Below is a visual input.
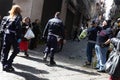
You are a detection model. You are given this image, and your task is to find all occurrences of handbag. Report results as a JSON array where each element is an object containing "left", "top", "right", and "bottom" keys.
[
  {"left": 24, "top": 28, "right": 35, "bottom": 39},
  {"left": 105, "top": 40, "right": 120, "bottom": 77}
]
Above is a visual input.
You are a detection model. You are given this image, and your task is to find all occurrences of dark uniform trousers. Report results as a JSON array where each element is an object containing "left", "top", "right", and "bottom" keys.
[
  {"left": 1, "top": 33, "right": 20, "bottom": 67},
  {"left": 44, "top": 35, "right": 57, "bottom": 63}
]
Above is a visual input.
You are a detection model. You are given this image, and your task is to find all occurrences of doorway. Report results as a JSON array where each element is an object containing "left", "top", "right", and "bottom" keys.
[{"left": 65, "top": 9, "right": 74, "bottom": 39}]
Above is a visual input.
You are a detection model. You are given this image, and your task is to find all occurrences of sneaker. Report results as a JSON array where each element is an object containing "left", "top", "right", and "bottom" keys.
[
  {"left": 97, "top": 69, "right": 105, "bottom": 72},
  {"left": 97, "top": 67, "right": 105, "bottom": 72}
]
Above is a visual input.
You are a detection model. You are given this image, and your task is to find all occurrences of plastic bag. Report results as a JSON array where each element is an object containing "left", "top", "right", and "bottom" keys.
[
  {"left": 24, "top": 28, "right": 35, "bottom": 39},
  {"left": 78, "top": 29, "right": 87, "bottom": 40},
  {"left": 105, "top": 40, "right": 120, "bottom": 77}
]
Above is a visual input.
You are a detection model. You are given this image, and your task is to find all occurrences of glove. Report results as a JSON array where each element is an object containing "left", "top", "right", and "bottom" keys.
[{"left": 17, "top": 39, "right": 21, "bottom": 43}]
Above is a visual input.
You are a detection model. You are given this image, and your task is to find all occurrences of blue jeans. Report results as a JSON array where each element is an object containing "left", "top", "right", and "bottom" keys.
[
  {"left": 95, "top": 44, "right": 108, "bottom": 70},
  {"left": 86, "top": 42, "right": 95, "bottom": 63}
]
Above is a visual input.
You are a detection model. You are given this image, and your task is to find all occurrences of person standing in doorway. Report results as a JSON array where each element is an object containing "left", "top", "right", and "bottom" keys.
[{"left": 42, "top": 12, "right": 65, "bottom": 66}]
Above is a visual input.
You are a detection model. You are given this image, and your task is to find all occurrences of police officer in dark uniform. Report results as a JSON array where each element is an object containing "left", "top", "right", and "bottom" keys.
[
  {"left": 0, "top": 5, "right": 22, "bottom": 72},
  {"left": 42, "top": 12, "right": 65, "bottom": 66}
]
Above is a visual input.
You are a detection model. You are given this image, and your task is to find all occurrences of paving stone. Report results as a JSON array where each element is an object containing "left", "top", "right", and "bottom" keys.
[{"left": 0, "top": 40, "right": 109, "bottom": 80}]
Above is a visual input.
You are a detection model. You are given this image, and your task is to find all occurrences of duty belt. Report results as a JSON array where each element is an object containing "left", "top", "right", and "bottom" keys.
[
  {"left": 4, "top": 29, "right": 16, "bottom": 34},
  {"left": 48, "top": 32, "right": 59, "bottom": 38}
]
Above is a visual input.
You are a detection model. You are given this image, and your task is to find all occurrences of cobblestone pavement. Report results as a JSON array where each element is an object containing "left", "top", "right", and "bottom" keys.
[{"left": 0, "top": 39, "right": 109, "bottom": 80}]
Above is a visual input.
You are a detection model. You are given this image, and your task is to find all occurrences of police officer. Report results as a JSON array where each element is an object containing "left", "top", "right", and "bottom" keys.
[
  {"left": 0, "top": 5, "right": 22, "bottom": 72},
  {"left": 42, "top": 12, "right": 65, "bottom": 66}
]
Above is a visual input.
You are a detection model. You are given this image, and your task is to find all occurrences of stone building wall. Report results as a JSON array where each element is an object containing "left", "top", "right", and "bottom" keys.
[
  {"left": 13, "top": 0, "right": 32, "bottom": 18},
  {"left": 13, "top": 0, "right": 44, "bottom": 21},
  {"left": 12, "top": 0, "right": 97, "bottom": 39}
]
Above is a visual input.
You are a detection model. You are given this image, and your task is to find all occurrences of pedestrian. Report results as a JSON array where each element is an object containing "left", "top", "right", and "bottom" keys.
[
  {"left": 29, "top": 19, "right": 41, "bottom": 50},
  {"left": 84, "top": 20, "right": 101, "bottom": 66},
  {"left": 0, "top": 5, "right": 22, "bottom": 72},
  {"left": 19, "top": 17, "right": 31, "bottom": 57},
  {"left": 95, "top": 20, "right": 113, "bottom": 72},
  {"left": 42, "top": 12, "right": 65, "bottom": 66},
  {"left": 108, "top": 29, "right": 120, "bottom": 80}
]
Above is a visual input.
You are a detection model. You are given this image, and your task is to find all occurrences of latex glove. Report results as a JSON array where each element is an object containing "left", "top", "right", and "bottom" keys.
[{"left": 17, "top": 39, "right": 21, "bottom": 43}]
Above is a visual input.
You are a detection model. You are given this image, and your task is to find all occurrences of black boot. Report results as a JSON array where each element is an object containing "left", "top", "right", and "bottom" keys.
[
  {"left": 3, "top": 64, "right": 15, "bottom": 72},
  {"left": 43, "top": 53, "right": 48, "bottom": 61},
  {"left": 24, "top": 51, "right": 29, "bottom": 57},
  {"left": 49, "top": 57, "right": 56, "bottom": 66}
]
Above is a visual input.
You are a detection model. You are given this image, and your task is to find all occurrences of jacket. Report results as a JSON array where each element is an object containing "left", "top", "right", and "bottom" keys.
[
  {"left": 0, "top": 15, "right": 22, "bottom": 39},
  {"left": 43, "top": 17, "right": 64, "bottom": 39}
]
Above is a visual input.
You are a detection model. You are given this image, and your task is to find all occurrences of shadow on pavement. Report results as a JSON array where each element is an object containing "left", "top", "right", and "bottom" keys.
[
  {"left": 56, "top": 64, "right": 100, "bottom": 76},
  {"left": 11, "top": 71, "right": 49, "bottom": 80},
  {"left": 13, "top": 63, "right": 49, "bottom": 74},
  {"left": 19, "top": 56, "right": 49, "bottom": 63}
]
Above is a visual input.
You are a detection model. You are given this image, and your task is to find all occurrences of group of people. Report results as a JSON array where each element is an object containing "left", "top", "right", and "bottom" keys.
[
  {"left": 83, "top": 19, "right": 120, "bottom": 80},
  {"left": 0, "top": 4, "right": 65, "bottom": 72},
  {"left": 0, "top": 5, "right": 41, "bottom": 72},
  {"left": 1, "top": 4, "right": 120, "bottom": 80}
]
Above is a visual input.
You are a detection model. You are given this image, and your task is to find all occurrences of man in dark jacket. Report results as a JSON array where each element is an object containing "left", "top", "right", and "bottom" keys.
[
  {"left": 42, "top": 12, "right": 65, "bottom": 66},
  {"left": 84, "top": 20, "right": 101, "bottom": 66}
]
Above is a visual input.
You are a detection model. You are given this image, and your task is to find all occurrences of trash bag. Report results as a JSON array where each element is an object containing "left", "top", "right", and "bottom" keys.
[{"left": 105, "top": 40, "right": 120, "bottom": 77}]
